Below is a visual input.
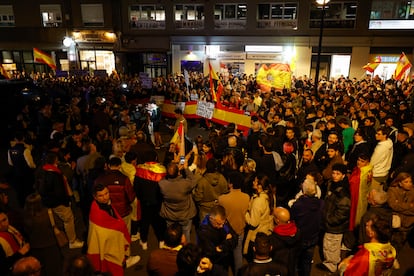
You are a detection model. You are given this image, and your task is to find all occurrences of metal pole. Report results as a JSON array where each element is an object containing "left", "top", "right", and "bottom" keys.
[{"left": 314, "top": 2, "right": 326, "bottom": 88}]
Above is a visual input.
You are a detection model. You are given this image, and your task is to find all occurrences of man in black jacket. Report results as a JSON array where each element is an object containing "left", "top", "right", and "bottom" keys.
[
  {"left": 270, "top": 207, "right": 301, "bottom": 276},
  {"left": 197, "top": 205, "right": 237, "bottom": 271},
  {"left": 238, "top": 232, "right": 287, "bottom": 276},
  {"left": 36, "top": 151, "right": 84, "bottom": 249},
  {"left": 319, "top": 163, "right": 351, "bottom": 273}
]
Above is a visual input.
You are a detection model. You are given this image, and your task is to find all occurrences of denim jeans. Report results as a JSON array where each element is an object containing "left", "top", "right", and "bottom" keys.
[
  {"left": 166, "top": 219, "right": 193, "bottom": 244},
  {"left": 233, "top": 232, "right": 244, "bottom": 274}
]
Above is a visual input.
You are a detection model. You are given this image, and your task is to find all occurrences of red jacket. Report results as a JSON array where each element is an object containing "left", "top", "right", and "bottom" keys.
[{"left": 95, "top": 170, "right": 136, "bottom": 217}]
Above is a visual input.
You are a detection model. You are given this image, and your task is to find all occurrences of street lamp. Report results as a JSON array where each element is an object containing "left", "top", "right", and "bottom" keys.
[
  {"left": 62, "top": 36, "right": 79, "bottom": 70},
  {"left": 314, "top": 0, "right": 330, "bottom": 88}
]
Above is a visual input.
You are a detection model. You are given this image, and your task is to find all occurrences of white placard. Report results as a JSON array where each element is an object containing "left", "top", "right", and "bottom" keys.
[{"left": 196, "top": 101, "right": 215, "bottom": 119}]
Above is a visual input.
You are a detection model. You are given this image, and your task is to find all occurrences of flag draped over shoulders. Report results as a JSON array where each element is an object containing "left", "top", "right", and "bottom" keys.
[
  {"left": 136, "top": 162, "right": 166, "bottom": 182},
  {"left": 87, "top": 200, "right": 130, "bottom": 276},
  {"left": 344, "top": 242, "right": 395, "bottom": 276}
]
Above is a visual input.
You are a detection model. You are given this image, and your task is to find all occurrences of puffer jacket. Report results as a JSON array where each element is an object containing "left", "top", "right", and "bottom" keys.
[
  {"left": 324, "top": 178, "right": 351, "bottom": 234},
  {"left": 95, "top": 169, "right": 136, "bottom": 217}
]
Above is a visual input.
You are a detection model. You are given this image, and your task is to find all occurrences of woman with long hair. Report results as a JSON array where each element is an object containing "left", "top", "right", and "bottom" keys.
[
  {"left": 243, "top": 173, "right": 274, "bottom": 261},
  {"left": 387, "top": 172, "right": 414, "bottom": 251}
]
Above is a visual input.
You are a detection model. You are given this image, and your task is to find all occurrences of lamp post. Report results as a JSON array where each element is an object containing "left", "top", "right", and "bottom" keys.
[
  {"left": 63, "top": 36, "right": 79, "bottom": 70},
  {"left": 314, "top": 0, "right": 330, "bottom": 88}
]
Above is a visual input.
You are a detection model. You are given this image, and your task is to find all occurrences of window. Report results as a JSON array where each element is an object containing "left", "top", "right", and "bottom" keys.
[
  {"left": 81, "top": 4, "right": 104, "bottom": 27},
  {"left": 129, "top": 5, "right": 165, "bottom": 29},
  {"left": 310, "top": 1, "right": 357, "bottom": 28},
  {"left": 214, "top": 3, "right": 247, "bottom": 29},
  {"left": 257, "top": 3, "right": 298, "bottom": 29},
  {"left": 215, "top": 4, "right": 247, "bottom": 20},
  {"left": 175, "top": 4, "right": 204, "bottom": 29},
  {"left": 369, "top": 0, "right": 414, "bottom": 29},
  {"left": 40, "top": 4, "right": 62, "bottom": 27},
  {"left": 0, "top": 5, "right": 15, "bottom": 27},
  {"left": 258, "top": 3, "right": 297, "bottom": 19}
]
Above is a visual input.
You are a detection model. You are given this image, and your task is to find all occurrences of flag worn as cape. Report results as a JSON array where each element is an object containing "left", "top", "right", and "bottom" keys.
[
  {"left": 33, "top": 48, "right": 57, "bottom": 70},
  {"left": 87, "top": 200, "right": 130, "bottom": 276},
  {"left": 344, "top": 242, "right": 396, "bottom": 276}
]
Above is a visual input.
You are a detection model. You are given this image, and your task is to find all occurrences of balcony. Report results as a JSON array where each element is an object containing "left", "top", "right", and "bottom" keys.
[
  {"left": 175, "top": 20, "right": 204, "bottom": 30},
  {"left": 257, "top": 19, "right": 298, "bottom": 29},
  {"left": 130, "top": 20, "right": 165, "bottom": 30}
]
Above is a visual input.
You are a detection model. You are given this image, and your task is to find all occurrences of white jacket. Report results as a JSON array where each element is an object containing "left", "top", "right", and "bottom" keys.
[{"left": 370, "top": 138, "right": 393, "bottom": 177}]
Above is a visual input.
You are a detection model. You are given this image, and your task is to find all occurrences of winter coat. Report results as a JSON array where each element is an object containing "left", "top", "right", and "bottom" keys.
[
  {"left": 324, "top": 178, "right": 351, "bottom": 234},
  {"left": 244, "top": 191, "right": 274, "bottom": 254}
]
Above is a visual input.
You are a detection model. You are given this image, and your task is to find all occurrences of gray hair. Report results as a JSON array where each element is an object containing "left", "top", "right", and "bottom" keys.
[{"left": 302, "top": 178, "right": 317, "bottom": 196}]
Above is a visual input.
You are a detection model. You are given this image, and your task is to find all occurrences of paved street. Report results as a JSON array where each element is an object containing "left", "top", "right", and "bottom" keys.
[{"left": 125, "top": 120, "right": 414, "bottom": 276}]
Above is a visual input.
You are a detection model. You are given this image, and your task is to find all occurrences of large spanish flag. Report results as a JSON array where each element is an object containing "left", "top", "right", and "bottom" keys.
[
  {"left": 87, "top": 200, "right": 130, "bottom": 276},
  {"left": 394, "top": 52, "right": 412, "bottom": 81},
  {"left": 33, "top": 48, "right": 57, "bottom": 70}
]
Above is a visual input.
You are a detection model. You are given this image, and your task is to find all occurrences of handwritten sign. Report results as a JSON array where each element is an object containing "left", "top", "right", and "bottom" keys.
[{"left": 196, "top": 101, "right": 215, "bottom": 119}]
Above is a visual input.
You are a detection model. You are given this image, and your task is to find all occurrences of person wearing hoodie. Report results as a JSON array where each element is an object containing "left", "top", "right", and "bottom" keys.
[
  {"left": 339, "top": 214, "right": 396, "bottom": 275},
  {"left": 291, "top": 178, "right": 324, "bottom": 276},
  {"left": 270, "top": 207, "right": 302, "bottom": 276},
  {"left": 193, "top": 159, "right": 228, "bottom": 222}
]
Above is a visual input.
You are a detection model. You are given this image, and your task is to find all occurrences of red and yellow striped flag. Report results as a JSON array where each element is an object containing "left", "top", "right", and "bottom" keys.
[
  {"left": 362, "top": 56, "right": 381, "bottom": 73},
  {"left": 394, "top": 52, "right": 412, "bottom": 81},
  {"left": 33, "top": 48, "right": 56, "bottom": 70},
  {"left": 0, "top": 64, "right": 11, "bottom": 79},
  {"left": 208, "top": 62, "right": 219, "bottom": 102}
]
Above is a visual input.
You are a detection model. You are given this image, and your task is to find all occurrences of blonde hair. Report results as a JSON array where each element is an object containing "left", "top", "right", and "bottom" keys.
[{"left": 243, "top": 158, "right": 256, "bottom": 173}]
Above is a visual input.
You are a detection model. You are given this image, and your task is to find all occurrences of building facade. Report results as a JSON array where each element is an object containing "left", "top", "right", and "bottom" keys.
[{"left": 0, "top": 0, "right": 413, "bottom": 80}]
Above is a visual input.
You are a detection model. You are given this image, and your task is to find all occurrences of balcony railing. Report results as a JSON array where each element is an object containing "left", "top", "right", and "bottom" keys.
[
  {"left": 175, "top": 20, "right": 204, "bottom": 29},
  {"left": 130, "top": 20, "right": 166, "bottom": 30},
  {"left": 214, "top": 19, "right": 246, "bottom": 29},
  {"left": 257, "top": 19, "right": 297, "bottom": 29}
]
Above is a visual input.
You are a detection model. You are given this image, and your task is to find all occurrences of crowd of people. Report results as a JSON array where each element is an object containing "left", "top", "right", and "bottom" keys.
[{"left": 1, "top": 69, "right": 414, "bottom": 276}]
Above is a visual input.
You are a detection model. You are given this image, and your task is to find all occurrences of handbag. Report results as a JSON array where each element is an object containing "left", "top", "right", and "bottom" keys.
[{"left": 47, "top": 208, "right": 69, "bottom": 247}]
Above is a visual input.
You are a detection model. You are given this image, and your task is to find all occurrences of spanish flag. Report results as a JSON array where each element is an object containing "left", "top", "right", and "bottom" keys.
[
  {"left": 33, "top": 48, "right": 56, "bottom": 70},
  {"left": 87, "top": 200, "right": 130, "bottom": 276},
  {"left": 394, "top": 52, "right": 412, "bottom": 81},
  {"left": 362, "top": 56, "right": 381, "bottom": 73},
  {"left": 208, "top": 62, "right": 219, "bottom": 102},
  {"left": 170, "top": 121, "right": 185, "bottom": 157},
  {"left": 0, "top": 64, "right": 11, "bottom": 79}
]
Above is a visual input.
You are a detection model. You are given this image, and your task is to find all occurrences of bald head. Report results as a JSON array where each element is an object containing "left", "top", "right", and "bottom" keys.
[
  {"left": 12, "top": 256, "right": 41, "bottom": 276},
  {"left": 273, "top": 207, "right": 290, "bottom": 225}
]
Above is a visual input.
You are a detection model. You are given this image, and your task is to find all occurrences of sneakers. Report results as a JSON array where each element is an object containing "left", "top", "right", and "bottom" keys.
[
  {"left": 69, "top": 239, "right": 84, "bottom": 249},
  {"left": 139, "top": 240, "right": 148, "bottom": 250},
  {"left": 125, "top": 255, "right": 141, "bottom": 268},
  {"left": 131, "top": 233, "right": 140, "bottom": 242}
]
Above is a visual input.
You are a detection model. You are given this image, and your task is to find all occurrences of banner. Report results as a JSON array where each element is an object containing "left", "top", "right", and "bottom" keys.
[{"left": 162, "top": 100, "right": 252, "bottom": 135}]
